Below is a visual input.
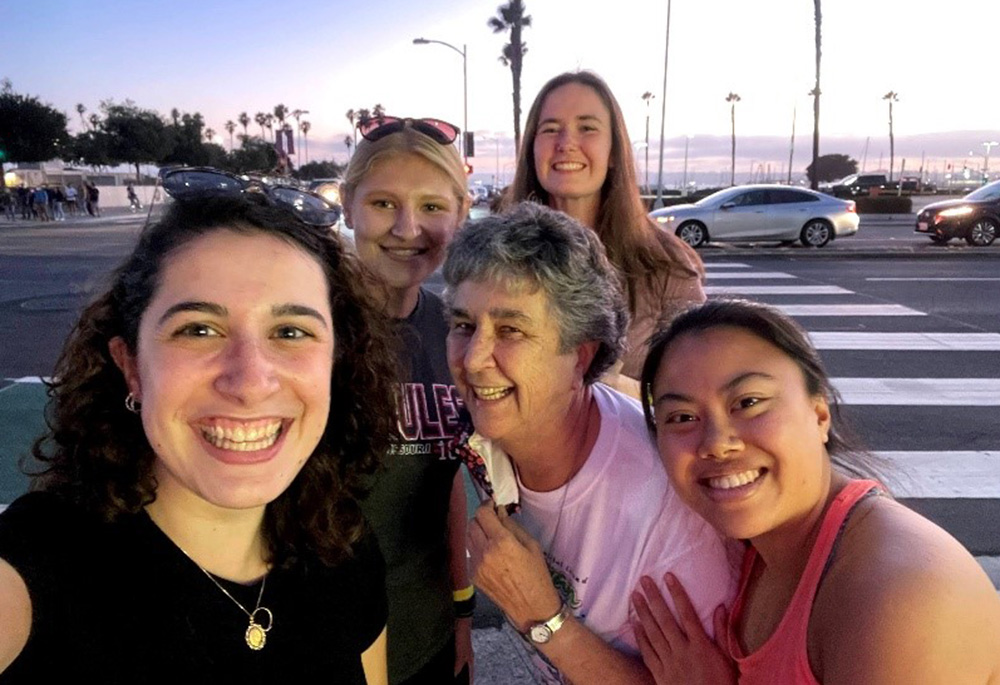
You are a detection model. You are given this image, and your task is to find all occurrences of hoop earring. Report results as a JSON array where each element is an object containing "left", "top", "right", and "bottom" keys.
[{"left": 125, "top": 393, "right": 141, "bottom": 414}]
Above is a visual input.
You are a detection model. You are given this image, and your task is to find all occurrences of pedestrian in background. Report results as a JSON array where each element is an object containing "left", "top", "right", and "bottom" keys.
[
  {"left": 32, "top": 187, "right": 50, "bottom": 221},
  {"left": 85, "top": 182, "right": 100, "bottom": 217},
  {"left": 504, "top": 71, "right": 705, "bottom": 394},
  {"left": 127, "top": 182, "right": 142, "bottom": 211},
  {"left": 1, "top": 189, "right": 15, "bottom": 221},
  {"left": 51, "top": 185, "right": 66, "bottom": 221},
  {"left": 340, "top": 115, "right": 474, "bottom": 685},
  {"left": 64, "top": 184, "right": 78, "bottom": 217},
  {"left": 635, "top": 299, "right": 1000, "bottom": 684}
]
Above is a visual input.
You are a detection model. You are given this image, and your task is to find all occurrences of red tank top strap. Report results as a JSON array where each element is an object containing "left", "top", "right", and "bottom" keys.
[{"left": 781, "top": 479, "right": 882, "bottom": 636}]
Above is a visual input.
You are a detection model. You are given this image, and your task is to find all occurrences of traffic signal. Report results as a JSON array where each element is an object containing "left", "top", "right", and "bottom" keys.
[
  {"left": 464, "top": 131, "right": 475, "bottom": 157},
  {"left": 463, "top": 163, "right": 473, "bottom": 175}
]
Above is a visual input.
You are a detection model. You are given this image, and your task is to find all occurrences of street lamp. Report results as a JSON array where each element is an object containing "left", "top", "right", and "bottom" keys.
[
  {"left": 983, "top": 141, "right": 999, "bottom": 179},
  {"left": 413, "top": 37, "right": 468, "bottom": 164}
]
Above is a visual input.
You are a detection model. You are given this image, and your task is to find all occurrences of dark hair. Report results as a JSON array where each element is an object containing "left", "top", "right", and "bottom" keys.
[
  {"left": 442, "top": 202, "right": 628, "bottom": 384},
  {"left": 504, "top": 70, "right": 700, "bottom": 313},
  {"left": 31, "top": 196, "right": 400, "bottom": 566},
  {"left": 639, "top": 299, "right": 887, "bottom": 482}
]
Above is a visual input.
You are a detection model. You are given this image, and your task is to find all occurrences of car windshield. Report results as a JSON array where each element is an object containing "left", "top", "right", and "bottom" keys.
[
  {"left": 694, "top": 188, "right": 740, "bottom": 206},
  {"left": 965, "top": 181, "right": 1000, "bottom": 202}
]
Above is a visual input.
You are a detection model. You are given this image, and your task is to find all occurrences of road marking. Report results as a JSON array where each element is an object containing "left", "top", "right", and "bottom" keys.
[
  {"left": 867, "top": 278, "right": 1000, "bottom": 282},
  {"left": 706, "top": 272, "right": 797, "bottom": 280},
  {"left": 778, "top": 304, "right": 926, "bottom": 317},
  {"left": 832, "top": 378, "right": 1000, "bottom": 405},
  {"left": 706, "top": 285, "right": 853, "bottom": 295},
  {"left": 703, "top": 263, "right": 751, "bottom": 269},
  {"left": 877, "top": 451, "right": 1000, "bottom": 499},
  {"left": 810, "top": 332, "right": 1000, "bottom": 350}
]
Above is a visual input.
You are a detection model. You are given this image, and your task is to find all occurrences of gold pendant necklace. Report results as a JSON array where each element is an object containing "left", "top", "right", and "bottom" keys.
[{"left": 195, "top": 565, "right": 274, "bottom": 650}]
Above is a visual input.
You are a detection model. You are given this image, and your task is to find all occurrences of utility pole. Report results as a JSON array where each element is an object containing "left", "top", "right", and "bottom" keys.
[{"left": 787, "top": 106, "right": 796, "bottom": 185}]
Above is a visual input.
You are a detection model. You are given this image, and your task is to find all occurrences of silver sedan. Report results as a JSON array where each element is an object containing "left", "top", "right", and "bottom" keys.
[{"left": 650, "top": 184, "right": 860, "bottom": 247}]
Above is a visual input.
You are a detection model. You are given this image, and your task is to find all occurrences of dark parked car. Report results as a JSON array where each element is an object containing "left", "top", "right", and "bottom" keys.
[
  {"left": 826, "top": 173, "right": 887, "bottom": 198},
  {"left": 915, "top": 180, "right": 1000, "bottom": 246}
]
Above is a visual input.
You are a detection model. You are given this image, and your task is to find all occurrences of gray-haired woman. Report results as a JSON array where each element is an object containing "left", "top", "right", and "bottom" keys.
[{"left": 444, "top": 202, "right": 736, "bottom": 685}]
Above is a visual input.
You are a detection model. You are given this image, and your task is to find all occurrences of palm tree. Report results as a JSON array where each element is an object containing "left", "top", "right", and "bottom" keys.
[
  {"left": 264, "top": 113, "right": 275, "bottom": 140},
  {"left": 882, "top": 91, "right": 899, "bottom": 182},
  {"left": 299, "top": 120, "right": 311, "bottom": 164},
  {"left": 238, "top": 111, "right": 251, "bottom": 141},
  {"left": 372, "top": 103, "right": 386, "bottom": 123},
  {"left": 76, "top": 103, "right": 87, "bottom": 130},
  {"left": 357, "top": 108, "right": 372, "bottom": 132},
  {"left": 255, "top": 112, "right": 267, "bottom": 139},
  {"left": 344, "top": 135, "right": 354, "bottom": 160},
  {"left": 810, "top": 0, "right": 822, "bottom": 190},
  {"left": 224, "top": 120, "right": 237, "bottom": 151},
  {"left": 346, "top": 109, "right": 358, "bottom": 145},
  {"left": 726, "top": 92, "right": 741, "bottom": 185},
  {"left": 204, "top": 128, "right": 216, "bottom": 143},
  {"left": 170, "top": 108, "right": 181, "bottom": 127},
  {"left": 273, "top": 104, "right": 288, "bottom": 130},
  {"left": 88, "top": 113, "right": 101, "bottom": 130},
  {"left": 488, "top": 0, "right": 532, "bottom": 155}
]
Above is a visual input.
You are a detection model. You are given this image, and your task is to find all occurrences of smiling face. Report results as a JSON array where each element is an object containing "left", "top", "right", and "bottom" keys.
[
  {"left": 533, "top": 82, "right": 614, "bottom": 217},
  {"left": 111, "top": 229, "right": 334, "bottom": 514},
  {"left": 446, "top": 278, "right": 591, "bottom": 454},
  {"left": 649, "top": 326, "right": 832, "bottom": 543},
  {"left": 344, "top": 152, "right": 467, "bottom": 316}
]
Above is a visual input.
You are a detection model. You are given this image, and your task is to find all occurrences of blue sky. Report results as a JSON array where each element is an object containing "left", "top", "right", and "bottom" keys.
[{"left": 5, "top": 0, "right": 999, "bottom": 181}]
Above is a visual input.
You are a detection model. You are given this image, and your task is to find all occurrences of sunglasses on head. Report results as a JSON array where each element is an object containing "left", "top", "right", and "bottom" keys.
[
  {"left": 358, "top": 116, "right": 460, "bottom": 145},
  {"left": 159, "top": 167, "right": 342, "bottom": 228}
]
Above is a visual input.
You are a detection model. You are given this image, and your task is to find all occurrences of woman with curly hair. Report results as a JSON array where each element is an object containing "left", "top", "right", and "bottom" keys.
[
  {"left": 0, "top": 196, "right": 399, "bottom": 683},
  {"left": 504, "top": 71, "right": 706, "bottom": 390}
]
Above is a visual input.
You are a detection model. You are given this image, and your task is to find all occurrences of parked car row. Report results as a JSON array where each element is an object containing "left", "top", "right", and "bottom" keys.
[{"left": 649, "top": 184, "right": 859, "bottom": 248}]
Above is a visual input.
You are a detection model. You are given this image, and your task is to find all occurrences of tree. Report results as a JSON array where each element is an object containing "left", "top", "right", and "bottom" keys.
[
  {"left": 298, "top": 159, "right": 345, "bottom": 181},
  {"left": 810, "top": 0, "right": 822, "bottom": 190},
  {"left": 0, "top": 80, "right": 70, "bottom": 178},
  {"left": 264, "top": 113, "right": 275, "bottom": 139},
  {"left": 356, "top": 108, "right": 372, "bottom": 131},
  {"left": 224, "top": 120, "right": 236, "bottom": 151},
  {"left": 372, "top": 103, "right": 385, "bottom": 121},
  {"left": 299, "top": 120, "right": 311, "bottom": 164},
  {"left": 344, "top": 135, "right": 353, "bottom": 160},
  {"left": 76, "top": 103, "right": 87, "bottom": 130},
  {"left": 488, "top": 0, "right": 532, "bottom": 155},
  {"left": 101, "top": 100, "right": 171, "bottom": 181},
  {"left": 346, "top": 109, "right": 357, "bottom": 146},
  {"left": 238, "top": 111, "right": 251, "bottom": 140},
  {"left": 204, "top": 127, "right": 216, "bottom": 143},
  {"left": 67, "top": 130, "right": 114, "bottom": 170},
  {"left": 726, "top": 92, "right": 741, "bottom": 186},
  {"left": 227, "top": 136, "right": 278, "bottom": 174},
  {"left": 255, "top": 111, "right": 267, "bottom": 139},
  {"left": 805, "top": 153, "right": 858, "bottom": 184},
  {"left": 883, "top": 91, "right": 899, "bottom": 181}
]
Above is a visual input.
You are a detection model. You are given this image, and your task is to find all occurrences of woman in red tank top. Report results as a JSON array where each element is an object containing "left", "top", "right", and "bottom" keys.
[{"left": 631, "top": 299, "right": 1000, "bottom": 684}]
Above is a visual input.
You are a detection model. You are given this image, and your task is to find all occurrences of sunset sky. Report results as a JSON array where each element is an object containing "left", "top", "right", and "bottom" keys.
[{"left": 6, "top": 0, "right": 999, "bottom": 182}]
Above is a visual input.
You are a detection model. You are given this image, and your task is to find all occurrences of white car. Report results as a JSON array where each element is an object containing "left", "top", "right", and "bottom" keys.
[{"left": 650, "top": 184, "right": 859, "bottom": 247}]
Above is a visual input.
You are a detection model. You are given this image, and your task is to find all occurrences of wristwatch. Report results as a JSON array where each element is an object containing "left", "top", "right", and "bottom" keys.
[{"left": 525, "top": 603, "right": 571, "bottom": 644}]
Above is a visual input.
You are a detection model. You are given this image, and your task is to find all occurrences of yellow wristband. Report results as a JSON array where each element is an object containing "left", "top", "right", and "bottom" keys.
[{"left": 452, "top": 585, "right": 475, "bottom": 602}]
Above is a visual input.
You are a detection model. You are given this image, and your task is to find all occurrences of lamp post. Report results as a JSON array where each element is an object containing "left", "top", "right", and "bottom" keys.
[
  {"left": 653, "top": 0, "right": 672, "bottom": 209},
  {"left": 982, "top": 141, "right": 999, "bottom": 180},
  {"left": 641, "top": 91, "right": 655, "bottom": 193},
  {"left": 414, "top": 37, "right": 468, "bottom": 164}
]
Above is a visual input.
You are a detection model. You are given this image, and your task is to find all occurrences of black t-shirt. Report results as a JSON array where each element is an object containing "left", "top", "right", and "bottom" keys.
[
  {"left": 361, "top": 288, "right": 465, "bottom": 682},
  {"left": 0, "top": 492, "right": 386, "bottom": 684}
]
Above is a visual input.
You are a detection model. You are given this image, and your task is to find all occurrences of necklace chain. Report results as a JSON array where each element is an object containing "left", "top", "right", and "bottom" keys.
[{"left": 190, "top": 559, "right": 274, "bottom": 651}]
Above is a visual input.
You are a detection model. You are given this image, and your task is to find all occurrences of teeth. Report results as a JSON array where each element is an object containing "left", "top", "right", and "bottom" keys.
[
  {"left": 554, "top": 162, "right": 584, "bottom": 171},
  {"left": 201, "top": 420, "right": 283, "bottom": 451},
  {"left": 707, "top": 469, "right": 762, "bottom": 490},
  {"left": 473, "top": 386, "right": 513, "bottom": 401},
  {"left": 384, "top": 248, "right": 422, "bottom": 256}
]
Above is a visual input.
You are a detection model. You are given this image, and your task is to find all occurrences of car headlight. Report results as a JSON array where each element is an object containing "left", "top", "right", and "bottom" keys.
[
  {"left": 937, "top": 206, "right": 974, "bottom": 219},
  {"left": 654, "top": 215, "right": 675, "bottom": 225}
]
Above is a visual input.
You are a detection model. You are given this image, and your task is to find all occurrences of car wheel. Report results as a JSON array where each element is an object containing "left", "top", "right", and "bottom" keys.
[
  {"left": 676, "top": 222, "right": 708, "bottom": 247},
  {"left": 800, "top": 220, "right": 833, "bottom": 247},
  {"left": 965, "top": 218, "right": 998, "bottom": 247}
]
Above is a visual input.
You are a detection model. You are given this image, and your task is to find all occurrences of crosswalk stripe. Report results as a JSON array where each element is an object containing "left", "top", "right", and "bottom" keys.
[
  {"left": 706, "top": 285, "right": 853, "bottom": 295},
  {"left": 867, "top": 278, "right": 1000, "bottom": 282},
  {"left": 876, "top": 451, "right": 1000, "bottom": 498},
  {"left": 832, "top": 378, "right": 1000, "bottom": 405},
  {"left": 778, "top": 304, "right": 926, "bottom": 317},
  {"left": 706, "top": 272, "right": 797, "bottom": 280},
  {"left": 703, "top": 263, "right": 750, "bottom": 269},
  {"left": 811, "top": 332, "right": 1000, "bottom": 351}
]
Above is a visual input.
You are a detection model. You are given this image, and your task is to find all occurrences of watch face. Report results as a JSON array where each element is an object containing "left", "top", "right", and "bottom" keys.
[{"left": 529, "top": 624, "right": 553, "bottom": 644}]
